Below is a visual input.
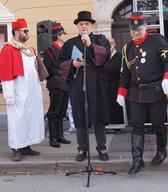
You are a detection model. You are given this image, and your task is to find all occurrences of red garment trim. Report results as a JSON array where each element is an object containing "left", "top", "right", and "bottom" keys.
[
  {"left": 133, "top": 33, "right": 148, "bottom": 45},
  {"left": 163, "top": 72, "right": 168, "bottom": 79},
  {"left": 131, "top": 13, "right": 144, "bottom": 20},
  {"left": 53, "top": 41, "right": 61, "bottom": 49},
  {"left": 0, "top": 45, "right": 24, "bottom": 80},
  {"left": 118, "top": 87, "right": 128, "bottom": 97},
  {"left": 51, "top": 25, "right": 62, "bottom": 30}
]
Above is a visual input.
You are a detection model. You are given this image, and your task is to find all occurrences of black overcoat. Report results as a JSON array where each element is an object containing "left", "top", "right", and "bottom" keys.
[
  {"left": 105, "top": 52, "right": 124, "bottom": 124},
  {"left": 59, "top": 33, "right": 110, "bottom": 128}
]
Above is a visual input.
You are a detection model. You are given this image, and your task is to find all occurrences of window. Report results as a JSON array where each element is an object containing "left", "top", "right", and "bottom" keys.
[
  {"left": 112, "top": 0, "right": 168, "bottom": 22},
  {"left": 112, "top": 0, "right": 132, "bottom": 22}
]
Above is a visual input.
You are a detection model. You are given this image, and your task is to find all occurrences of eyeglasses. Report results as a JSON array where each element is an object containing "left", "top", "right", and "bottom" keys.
[{"left": 17, "top": 29, "right": 29, "bottom": 34}]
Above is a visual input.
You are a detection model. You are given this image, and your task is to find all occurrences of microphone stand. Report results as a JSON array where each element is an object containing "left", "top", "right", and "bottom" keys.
[
  {"left": 82, "top": 44, "right": 92, "bottom": 187},
  {"left": 65, "top": 43, "right": 116, "bottom": 187}
]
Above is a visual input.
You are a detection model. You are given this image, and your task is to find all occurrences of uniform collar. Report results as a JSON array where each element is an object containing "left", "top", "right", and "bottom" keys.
[
  {"left": 133, "top": 32, "right": 148, "bottom": 45},
  {"left": 53, "top": 41, "right": 62, "bottom": 49}
]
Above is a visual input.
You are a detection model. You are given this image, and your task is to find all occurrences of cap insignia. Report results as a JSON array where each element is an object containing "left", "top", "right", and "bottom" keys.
[{"left": 134, "top": 20, "right": 138, "bottom": 25}]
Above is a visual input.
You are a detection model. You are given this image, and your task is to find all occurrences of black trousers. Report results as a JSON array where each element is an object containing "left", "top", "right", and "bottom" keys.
[
  {"left": 130, "top": 100, "right": 167, "bottom": 136},
  {"left": 76, "top": 124, "right": 107, "bottom": 153},
  {"left": 47, "top": 88, "right": 69, "bottom": 122}
]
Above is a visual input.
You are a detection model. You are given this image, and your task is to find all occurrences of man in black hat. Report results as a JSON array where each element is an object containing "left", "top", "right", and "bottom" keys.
[
  {"left": 117, "top": 12, "right": 168, "bottom": 174},
  {"left": 43, "top": 22, "right": 71, "bottom": 148},
  {"left": 58, "top": 11, "right": 111, "bottom": 161}
]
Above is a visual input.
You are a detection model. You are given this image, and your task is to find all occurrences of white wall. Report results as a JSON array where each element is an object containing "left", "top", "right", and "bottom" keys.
[{"left": 92, "top": 0, "right": 123, "bottom": 37}]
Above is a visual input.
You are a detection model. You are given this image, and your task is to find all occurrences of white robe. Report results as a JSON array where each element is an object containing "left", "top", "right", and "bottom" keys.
[{"left": 2, "top": 53, "right": 45, "bottom": 149}]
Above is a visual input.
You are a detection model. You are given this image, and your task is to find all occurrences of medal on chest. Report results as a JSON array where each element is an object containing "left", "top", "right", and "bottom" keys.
[
  {"left": 141, "top": 58, "right": 146, "bottom": 63},
  {"left": 142, "top": 51, "right": 146, "bottom": 57},
  {"left": 139, "top": 48, "right": 147, "bottom": 63}
]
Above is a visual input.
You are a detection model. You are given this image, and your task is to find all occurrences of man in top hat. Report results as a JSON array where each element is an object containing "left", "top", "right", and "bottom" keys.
[
  {"left": 58, "top": 10, "right": 111, "bottom": 161},
  {"left": 117, "top": 12, "right": 168, "bottom": 174},
  {"left": 0, "top": 18, "right": 45, "bottom": 161},
  {"left": 43, "top": 21, "right": 71, "bottom": 147}
]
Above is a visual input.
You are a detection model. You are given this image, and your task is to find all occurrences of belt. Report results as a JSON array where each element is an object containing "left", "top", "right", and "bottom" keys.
[{"left": 136, "top": 80, "right": 162, "bottom": 88}]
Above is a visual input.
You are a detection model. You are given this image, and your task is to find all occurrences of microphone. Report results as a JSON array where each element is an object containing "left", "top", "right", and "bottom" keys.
[{"left": 82, "top": 31, "right": 87, "bottom": 44}]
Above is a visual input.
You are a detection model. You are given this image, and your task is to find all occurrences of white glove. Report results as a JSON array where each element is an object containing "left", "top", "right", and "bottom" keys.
[
  {"left": 6, "top": 97, "right": 15, "bottom": 105},
  {"left": 162, "top": 79, "right": 168, "bottom": 95},
  {"left": 116, "top": 95, "right": 125, "bottom": 107}
]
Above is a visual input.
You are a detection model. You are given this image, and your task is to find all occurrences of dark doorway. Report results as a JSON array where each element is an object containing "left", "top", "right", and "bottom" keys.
[
  {"left": 0, "top": 25, "right": 7, "bottom": 93},
  {"left": 164, "top": 20, "right": 168, "bottom": 39},
  {"left": 0, "top": 25, "right": 7, "bottom": 51},
  {"left": 112, "top": 22, "right": 131, "bottom": 52}
]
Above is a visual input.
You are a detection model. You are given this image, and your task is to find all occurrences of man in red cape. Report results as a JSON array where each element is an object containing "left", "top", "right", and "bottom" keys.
[{"left": 0, "top": 18, "right": 45, "bottom": 161}]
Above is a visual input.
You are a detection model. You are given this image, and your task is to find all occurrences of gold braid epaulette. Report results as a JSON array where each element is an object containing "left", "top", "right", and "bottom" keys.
[
  {"left": 5, "top": 40, "right": 35, "bottom": 57},
  {"left": 123, "top": 43, "right": 136, "bottom": 69}
]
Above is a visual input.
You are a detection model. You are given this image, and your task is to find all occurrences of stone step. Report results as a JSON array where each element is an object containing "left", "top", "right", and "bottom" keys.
[{"left": 0, "top": 158, "right": 168, "bottom": 175}]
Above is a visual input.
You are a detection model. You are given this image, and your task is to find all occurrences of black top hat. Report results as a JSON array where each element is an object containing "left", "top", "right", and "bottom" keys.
[
  {"left": 73, "top": 11, "right": 96, "bottom": 25},
  {"left": 51, "top": 22, "right": 66, "bottom": 36},
  {"left": 129, "top": 12, "right": 146, "bottom": 31}
]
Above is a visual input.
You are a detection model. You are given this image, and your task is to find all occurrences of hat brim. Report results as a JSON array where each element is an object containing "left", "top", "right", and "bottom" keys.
[
  {"left": 52, "top": 31, "right": 67, "bottom": 36},
  {"left": 73, "top": 18, "right": 96, "bottom": 25},
  {"left": 129, "top": 24, "right": 144, "bottom": 31},
  {"left": 57, "top": 31, "right": 67, "bottom": 35}
]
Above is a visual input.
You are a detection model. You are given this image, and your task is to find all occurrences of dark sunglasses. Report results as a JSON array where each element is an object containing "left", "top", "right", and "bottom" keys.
[{"left": 17, "top": 29, "right": 29, "bottom": 34}]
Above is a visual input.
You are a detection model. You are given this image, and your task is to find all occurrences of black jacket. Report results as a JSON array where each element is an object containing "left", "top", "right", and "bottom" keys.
[
  {"left": 43, "top": 43, "right": 69, "bottom": 92},
  {"left": 120, "top": 34, "right": 168, "bottom": 103}
]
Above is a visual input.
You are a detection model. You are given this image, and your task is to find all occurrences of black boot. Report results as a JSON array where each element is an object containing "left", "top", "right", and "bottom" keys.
[
  {"left": 57, "top": 119, "right": 71, "bottom": 144},
  {"left": 128, "top": 134, "right": 145, "bottom": 175},
  {"left": 48, "top": 119, "right": 61, "bottom": 147},
  {"left": 151, "top": 128, "right": 167, "bottom": 164}
]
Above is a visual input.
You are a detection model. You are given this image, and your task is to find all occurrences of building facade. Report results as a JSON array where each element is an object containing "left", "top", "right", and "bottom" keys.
[{"left": 0, "top": 0, "right": 168, "bottom": 112}]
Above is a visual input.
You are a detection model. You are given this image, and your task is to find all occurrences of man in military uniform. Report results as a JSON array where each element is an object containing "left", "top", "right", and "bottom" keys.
[
  {"left": 117, "top": 12, "right": 168, "bottom": 175},
  {"left": 43, "top": 22, "right": 71, "bottom": 147}
]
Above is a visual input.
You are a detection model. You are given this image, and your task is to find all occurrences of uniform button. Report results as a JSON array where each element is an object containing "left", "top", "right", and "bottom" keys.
[
  {"left": 136, "top": 45, "right": 139, "bottom": 48},
  {"left": 136, "top": 56, "right": 138, "bottom": 58},
  {"left": 136, "top": 66, "right": 139, "bottom": 69},
  {"left": 137, "top": 77, "right": 140, "bottom": 81}
]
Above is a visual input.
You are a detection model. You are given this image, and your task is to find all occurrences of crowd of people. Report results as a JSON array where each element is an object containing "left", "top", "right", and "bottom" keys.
[{"left": 0, "top": 10, "right": 168, "bottom": 175}]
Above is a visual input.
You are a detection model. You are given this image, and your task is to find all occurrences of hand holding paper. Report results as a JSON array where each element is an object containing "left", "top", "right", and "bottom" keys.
[{"left": 73, "top": 59, "right": 84, "bottom": 68}]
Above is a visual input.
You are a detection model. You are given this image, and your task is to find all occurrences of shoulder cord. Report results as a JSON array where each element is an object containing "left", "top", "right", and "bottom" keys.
[
  {"left": 123, "top": 43, "right": 136, "bottom": 69},
  {"left": 46, "top": 46, "right": 59, "bottom": 66}
]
